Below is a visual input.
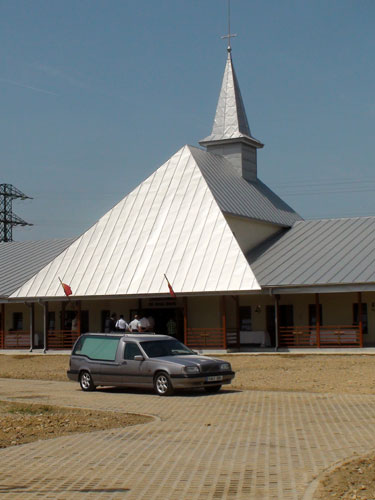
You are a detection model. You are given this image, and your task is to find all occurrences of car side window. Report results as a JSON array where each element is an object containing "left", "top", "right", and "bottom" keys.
[{"left": 124, "top": 342, "right": 142, "bottom": 360}]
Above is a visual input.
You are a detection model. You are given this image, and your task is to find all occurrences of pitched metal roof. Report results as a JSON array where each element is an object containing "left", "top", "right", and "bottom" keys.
[
  {"left": 11, "top": 145, "right": 261, "bottom": 299},
  {"left": 250, "top": 217, "right": 375, "bottom": 287},
  {"left": 190, "top": 146, "right": 302, "bottom": 227},
  {"left": 200, "top": 50, "right": 263, "bottom": 147},
  {"left": 0, "top": 238, "right": 75, "bottom": 297}
]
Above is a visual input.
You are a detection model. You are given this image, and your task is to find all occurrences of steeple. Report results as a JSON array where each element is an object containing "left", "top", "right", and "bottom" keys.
[{"left": 200, "top": 48, "right": 264, "bottom": 182}]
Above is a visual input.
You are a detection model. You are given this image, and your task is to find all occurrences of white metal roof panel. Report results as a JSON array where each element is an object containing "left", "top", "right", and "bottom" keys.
[
  {"left": 11, "top": 145, "right": 261, "bottom": 299},
  {"left": 251, "top": 217, "right": 375, "bottom": 287}
]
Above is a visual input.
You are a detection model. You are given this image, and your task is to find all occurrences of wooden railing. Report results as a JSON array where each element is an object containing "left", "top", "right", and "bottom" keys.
[
  {"left": 0, "top": 329, "right": 80, "bottom": 350},
  {"left": 3, "top": 330, "right": 31, "bottom": 349},
  {"left": 47, "top": 330, "right": 80, "bottom": 350},
  {"left": 186, "top": 328, "right": 225, "bottom": 348},
  {"left": 226, "top": 328, "right": 239, "bottom": 347},
  {"left": 279, "top": 325, "right": 360, "bottom": 347}
]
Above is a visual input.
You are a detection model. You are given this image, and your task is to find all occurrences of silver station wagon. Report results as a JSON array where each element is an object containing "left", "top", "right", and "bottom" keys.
[{"left": 67, "top": 333, "right": 235, "bottom": 396}]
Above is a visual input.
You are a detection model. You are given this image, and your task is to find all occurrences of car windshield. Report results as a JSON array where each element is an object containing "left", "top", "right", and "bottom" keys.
[{"left": 140, "top": 339, "right": 195, "bottom": 358}]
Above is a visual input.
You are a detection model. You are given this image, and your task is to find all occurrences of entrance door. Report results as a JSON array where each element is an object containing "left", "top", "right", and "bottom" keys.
[{"left": 132, "top": 308, "right": 184, "bottom": 342}]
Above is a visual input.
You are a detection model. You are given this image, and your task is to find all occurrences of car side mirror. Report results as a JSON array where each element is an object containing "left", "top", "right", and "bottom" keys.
[{"left": 134, "top": 355, "right": 144, "bottom": 361}]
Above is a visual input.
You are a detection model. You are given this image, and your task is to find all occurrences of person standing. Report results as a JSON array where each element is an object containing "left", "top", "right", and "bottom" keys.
[
  {"left": 139, "top": 315, "right": 150, "bottom": 332},
  {"left": 129, "top": 314, "right": 140, "bottom": 332},
  {"left": 166, "top": 317, "right": 177, "bottom": 337},
  {"left": 116, "top": 314, "right": 129, "bottom": 332},
  {"left": 71, "top": 313, "right": 79, "bottom": 334},
  {"left": 109, "top": 313, "right": 117, "bottom": 332}
]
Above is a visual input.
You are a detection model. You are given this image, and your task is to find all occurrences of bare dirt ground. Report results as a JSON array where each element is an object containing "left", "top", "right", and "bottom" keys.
[
  {"left": 0, "top": 400, "right": 152, "bottom": 449},
  {"left": 2, "top": 353, "right": 375, "bottom": 395},
  {"left": 314, "top": 452, "right": 375, "bottom": 500},
  {"left": 1, "top": 352, "right": 375, "bottom": 498}
]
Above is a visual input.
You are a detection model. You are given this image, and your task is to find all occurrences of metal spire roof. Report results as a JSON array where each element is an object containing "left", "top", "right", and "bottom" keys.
[{"left": 200, "top": 49, "right": 263, "bottom": 147}]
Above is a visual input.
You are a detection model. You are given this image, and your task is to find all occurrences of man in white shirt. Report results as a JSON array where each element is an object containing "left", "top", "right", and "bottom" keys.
[
  {"left": 116, "top": 315, "right": 129, "bottom": 332},
  {"left": 129, "top": 314, "right": 140, "bottom": 332},
  {"left": 139, "top": 315, "right": 150, "bottom": 332}
]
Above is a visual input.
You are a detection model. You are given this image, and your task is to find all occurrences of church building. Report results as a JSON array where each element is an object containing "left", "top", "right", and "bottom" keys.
[{"left": 2, "top": 45, "right": 375, "bottom": 351}]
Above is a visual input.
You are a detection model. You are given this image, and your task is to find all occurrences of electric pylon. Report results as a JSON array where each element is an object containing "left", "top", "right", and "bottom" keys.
[{"left": 0, "top": 184, "right": 33, "bottom": 242}]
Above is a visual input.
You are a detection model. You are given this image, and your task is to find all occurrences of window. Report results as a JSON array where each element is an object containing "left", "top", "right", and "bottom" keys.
[
  {"left": 124, "top": 342, "right": 142, "bottom": 360},
  {"left": 308, "top": 304, "right": 323, "bottom": 326},
  {"left": 13, "top": 312, "right": 23, "bottom": 331},
  {"left": 239, "top": 307, "right": 252, "bottom": 331},
  {"left": 48, "top": 311, "right": 56, "bottom": 330},
  {"left": 140, "top": 339, "right": 194, "bottom": 358},
  {"left": 73, "top": 335, "right": 120, "bottom": 361},
  {"left": 279, "top": 305, "right": 294, "bottom": 327},
  {"left": 353, "top": 303, "right": 368, "bottom": 334}
]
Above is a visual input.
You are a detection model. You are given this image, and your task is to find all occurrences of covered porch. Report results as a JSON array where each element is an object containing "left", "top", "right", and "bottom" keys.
[{"left": 1, "top": 289, "right": 374, "bottom": 351}]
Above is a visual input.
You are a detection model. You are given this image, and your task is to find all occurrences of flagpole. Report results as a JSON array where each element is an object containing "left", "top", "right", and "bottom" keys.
[{"left": 164, "top": 274, "right": 176, "bottom": 297}]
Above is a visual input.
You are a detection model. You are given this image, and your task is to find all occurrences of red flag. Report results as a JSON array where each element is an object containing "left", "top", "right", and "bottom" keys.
[
  {"left": 164, "top": 274, "right": 176, "bottom": 298},
  {"left": 59, "top": 277, "right": 72, "bottom": 296},
  {"left": 62, "top": 282, "right": 73, "bottom": 296}
]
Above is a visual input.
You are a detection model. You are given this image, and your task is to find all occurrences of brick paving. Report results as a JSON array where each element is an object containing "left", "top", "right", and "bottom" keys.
[{"left": 1, "top": 379, "right": 375, "bottom": 499}]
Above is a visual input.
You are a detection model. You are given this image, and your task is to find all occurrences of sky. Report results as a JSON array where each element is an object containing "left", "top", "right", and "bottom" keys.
[{"left": 1, "top": 0, "right": 374, "bottom": 241}]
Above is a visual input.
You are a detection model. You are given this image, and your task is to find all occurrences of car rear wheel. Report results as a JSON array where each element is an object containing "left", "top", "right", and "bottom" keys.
[
  {"left": 154, "top": 372, "right": 174, "bottom": 396},
  {"left": 204, "top": 385, "right": 222, "bottom": 393},
  {"left": 79, "top": 371, "right": 96, "bottom": 392}
]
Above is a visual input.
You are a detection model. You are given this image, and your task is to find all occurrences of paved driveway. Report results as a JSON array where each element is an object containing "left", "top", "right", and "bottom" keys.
[{"left": 1, "top": 379, "right": 375, "bottom": 499}]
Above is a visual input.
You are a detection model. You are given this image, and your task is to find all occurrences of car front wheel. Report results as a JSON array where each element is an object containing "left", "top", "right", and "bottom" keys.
[
  {"left": 154, "top": 372, "right": 174, "bottom": 396},
  {"left": 79, "top": 371, "right": 96, "bottom": 392},
  {"left": 204, "top": 385, "right": 222, "bottom": 394}
]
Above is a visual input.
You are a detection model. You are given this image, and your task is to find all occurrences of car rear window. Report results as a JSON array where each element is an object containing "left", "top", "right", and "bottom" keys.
[{"left": 73, "top": 336, "right": 120, "bottom": 361}]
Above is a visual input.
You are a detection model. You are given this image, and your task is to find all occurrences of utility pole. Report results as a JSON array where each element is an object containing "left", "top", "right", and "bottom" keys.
[{"left": 0, "top": 184, "right": 33, "bottom": 242}]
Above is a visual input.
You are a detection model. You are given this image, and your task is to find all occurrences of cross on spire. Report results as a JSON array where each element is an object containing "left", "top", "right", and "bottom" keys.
[{"left": 221, "top": 0, "right": 237, "bottom": 52}]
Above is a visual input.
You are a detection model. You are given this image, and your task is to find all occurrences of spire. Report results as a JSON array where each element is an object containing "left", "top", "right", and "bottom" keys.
[{"left": 200, "top": 50, "right": 263, "bottom": 147}]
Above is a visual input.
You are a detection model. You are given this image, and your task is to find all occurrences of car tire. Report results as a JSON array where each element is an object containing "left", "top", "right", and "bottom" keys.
[
  {"left": 154, "top": 372, "right": 174, "bottom": 396},
  {"left": 204, "top": 385, "right": 222, "bottom": 394},
  {"left": 79, "top": 371, "right": 96, "bottom": 392}
]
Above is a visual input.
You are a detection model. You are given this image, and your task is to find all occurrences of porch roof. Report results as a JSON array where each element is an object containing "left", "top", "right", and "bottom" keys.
[{"left": 250, "top": 217, "right": 375, "bottom": 288}]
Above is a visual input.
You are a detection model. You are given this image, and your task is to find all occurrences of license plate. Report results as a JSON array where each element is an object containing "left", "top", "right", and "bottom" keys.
[{"left": 206, "top": 375, "right": 223, "bottom": 382}]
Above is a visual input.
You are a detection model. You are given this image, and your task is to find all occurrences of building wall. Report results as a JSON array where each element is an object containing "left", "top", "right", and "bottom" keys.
[
  {"left": 188, "top": 296, "right": 221, "bottom": 328},
  {"left": 225, "top": 214, "right": 282, "bottom": 255},
  {"left": 3, "top": 302, "right": 30, "bottom": 331},
  {"left": 238, "top": 294, "right": 275, "bottom": 332},
  {"left": 278, "top": 292, "right": 375, "bottom": 345}
]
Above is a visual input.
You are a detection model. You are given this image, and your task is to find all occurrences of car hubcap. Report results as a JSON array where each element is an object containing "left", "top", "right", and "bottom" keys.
[
  {"left": 156, "top": 376, "right": 168, "bottom": 393},
  {"left": 81, "top": 373, "right": 90, "bottom": 389}
]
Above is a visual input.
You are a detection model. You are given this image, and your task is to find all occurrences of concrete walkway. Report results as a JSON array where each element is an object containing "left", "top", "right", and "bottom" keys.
[{"left": 1, "top": 379, "right": 375, "bottom": 499}]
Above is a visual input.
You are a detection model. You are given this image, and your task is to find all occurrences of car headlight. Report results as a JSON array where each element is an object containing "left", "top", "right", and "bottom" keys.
[
  {"left": 220, "top": 363, "right": 231, "bottom": 371},
  {"left": 184, "top": 366, "right": 200, "bottom": 374}
]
